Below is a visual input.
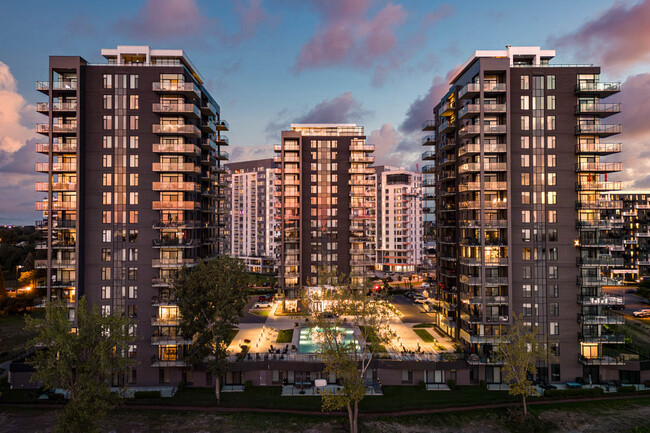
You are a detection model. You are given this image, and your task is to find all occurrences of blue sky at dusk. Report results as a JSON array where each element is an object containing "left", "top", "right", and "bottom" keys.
[{"left": 1, "top": 0, "right": 650, "bottom": 224}]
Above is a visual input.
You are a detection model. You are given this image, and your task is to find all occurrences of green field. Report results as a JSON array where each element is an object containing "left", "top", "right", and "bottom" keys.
[{"left": 0, "top": 311, "right": 43, "bottom": 363}]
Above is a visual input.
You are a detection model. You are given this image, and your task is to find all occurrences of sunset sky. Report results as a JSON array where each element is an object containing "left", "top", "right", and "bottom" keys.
[{"left": 1, "top": 0, "right": 649, "bottom": 225}]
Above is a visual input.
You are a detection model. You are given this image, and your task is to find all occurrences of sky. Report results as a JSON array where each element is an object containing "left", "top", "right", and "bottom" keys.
[{"left": 1, "top": 0, "right": 650, "bottom": 225}]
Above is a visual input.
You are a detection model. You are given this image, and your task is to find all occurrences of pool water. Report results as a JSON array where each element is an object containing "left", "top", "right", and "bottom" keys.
[{"left": 297, "top": 326, "right": 359, "bottom": 353}]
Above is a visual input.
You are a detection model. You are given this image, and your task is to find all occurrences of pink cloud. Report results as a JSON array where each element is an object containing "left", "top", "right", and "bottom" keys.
[
  {"left": 399, "top": 67, "right": 457, "bottom": 134},
  {"left": 549, "top": 0, "right": 650, "bottom": 71},
  {"left": 117, "top": 0, "right": 214, "bottom": 39},
  {"left": 231, "top": 0, "right": 273, "bottom": 44},
  {"left": 294, "top": 1, "right": 407, "bottom": 72}
]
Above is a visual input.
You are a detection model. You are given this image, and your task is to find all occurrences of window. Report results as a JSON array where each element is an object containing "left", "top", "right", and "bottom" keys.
[
  {"left": 129, "top": 229, "right": 138, "bottom": 242},
  {"left": 101, "top": 286, "right": 111, "bottom": 299},
  {"left": 522, "top": 229, "right": 531, "bottom": 242},
  {"left": 128, "top": 267, "right": 138, "bottom": 281},
  {"left": 129, "top": 74, "right": 139, "bottom": 89},
  {"left": 550, "top": 284, "right": 559, "bottom": 298},
  {"left": 547, "top": 136, "right": 556, "bottom": 149},
  {"left": 102, "top": 136, "right": 112, "bottom": 149},
  {"left": 548, "top": 173, "right": 557, "bottom": 186},
  {"left": 102, "top": 154, "right": 112, "bottom": 168},
  {"left": 523, "top": 266, "right": 532, "bottom": 279},
  {"left": 521, "top": 154, "right": 530, "bottom": 167},
  {"left": 129, "top": 192, "right": 139, "bottom": 205},
  {"left": 103, "top": 115, "right": 112, "bottom": 129},
  {"left": 129, "top": 116, "right": 139, "bottom": 130},
  {"left": 547, "top": 154, "right": 556, "bottom": 167},
  {"left": 520, "top": 75, "right": 530, "bottom": 90},
  {"left": 521, "top": 173, "right": 530, "bottom": 186},
  {"left": 547, "top": 95, "right": 556, "bottom": 110},
  {"left": 102, "top": 191, "right": 112, "bottom": 205},
  {"left": 520, "top": 96, "right": 529, "bottom": 110},
  {"left": 101, "top": 305, "right": 111, "bottom": 317},
  {"left": 103, "top": 94, "right": 112, "bottom": 109},
  {"left": 551, "top": 364, "right": 560, "bottom": 381},
  {"left": 521, "top": 116, "right": 530, "bottom": 130},
  {"left": 128, "top": 286, "right": 138, "bottom": 299},
  {"left": 522, "top": 192, "right": 531, "bottom": 204},
  {"left": 101, "top": 267, "right": 111, "bottom": 280},
  {"left": 547, "top": 75, "right": 555, "bottom": 90},
  {"left": 129, "top": 154, "right": 139, "bottom": 168},
  {"left": 549, "top": 266, "right": 558, "bottom": 279},
  {"left": 522, "top": 210, "right": 530, "bottom": 223},
  {"left": 103, "top": 74, "right": 112, "bottom": 89},
  {"left": 129, "top": 211, "right": 138, "bottom": 224},
  {"left": 102, "top": 229, "right": 111, "bottom": 243},
  {"left": 101, "top": 248, "right": 111, "bottom": 262},
  {"left": 522, "top": 247, "right": 531, "bottom": 260},
  {"left": 548, "top": 210, "right": 557, "bottom": 223},
  {"left": 551, "top": 344, "right": 560, "bottom": 357},
  {"left": 550, "top": 303, "right": 559, "bottom": 317},
  {"left": 401, "top": 369, "right": 413, "bottom": 384},
  {"left": 523, "top": 284, "right": 532, "bottom": 298},
  {"left": 520, "top": 136, "right": 529, "bottom": 149},
  {"left": 130, "top": 173, "right": 139, "bottom": 186},
  {"left": 129, "top": 95, "right": 139, "bottom": 109},
  {"left": 547, "top": 116, "right": 556, "bottom": 130},
  {"left": 102, "top": 211, "right": 112, "bottom": 224},
  {"left": 547, "top": 191, "right": 557, "bottom": 205},
  {"left": 129, "top": 136, "right": 139, "bottom": 149},
  {"left": 102, "top": 173, "right": 112, "bottom": 186},
  {"left": 523, "top": 303, "right": 532, "bottom": 316},
  {"left": 549, "top": 247, "right": 558, "bottom": 261},
  {"left": 549, "top": 322, "right": 559, "bottom": 336}
]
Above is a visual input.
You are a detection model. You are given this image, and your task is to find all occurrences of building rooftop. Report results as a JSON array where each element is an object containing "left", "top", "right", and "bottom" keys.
[{"left": 290, "top": 123, "right": 364, "bottom": 136}]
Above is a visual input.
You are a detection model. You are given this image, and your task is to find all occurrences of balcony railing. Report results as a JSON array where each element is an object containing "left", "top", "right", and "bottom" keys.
[
  {"left": 576, "top": 142, "right": 621, "bottom": 154},
  {"left": 575, "top": 162, "right": 622, "bottom": 172},
  {"left": 36, "top": 101, "right": 78, "bottom": 112},
  {"left": 575, "top": 81, "right": 621, "bottom": 94},
  {"left": 152, "top": 181, "right": 200, "bottom": 192},
  {"left": 152, "top": 162, "right": 200, "bottom": 173},
  {"left": 152, "top": 124, "right": 201, "bottom": 136},
  {"left": 152, "top": 258, "right": 196, "bottom": 268},
  {"left": 422, "top": 135, "right": 436, "bottom": 146},
  {"left": 36, "top": 123, "right": 77, "bottom": 134},
  {"left": 36, "top": 142, "right": 77, "bottom": 154},
  {"left": 37, "top": 80, "right": 77, "bottom": 92},
  {"left": 35, "top": 201, "right": 77, "bottom": 211},
  {"left": 152, "top": 143, "right": 199, "bottom": 154},
  {"left": 575, "top": 103, "right": 621, "bottom": 116},
  {"left": 152, "top": 103, "right": 200, "bottom": 117},
  {"left": 422, "top": 120, "right": 436, "bottom": 131},
  {"left": 35, "top": 182, "right": 76, "bottom": 192},
  {"left": 575, "top": 124, "right": 621, "bottom": 135},
  {"left": 152, "top": 82, "right": 200, "bottom": 98}
]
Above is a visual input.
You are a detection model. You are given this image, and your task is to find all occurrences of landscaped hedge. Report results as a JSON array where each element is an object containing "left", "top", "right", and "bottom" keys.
[
  {"left": 617, "top": 385, "right": 637, "bottom": 393},
  {"left": 543, "top": 387, "right": 604, "bottom": 398},
  {"left": 134, "top": 391, "right": 161, "bottom": 399}
]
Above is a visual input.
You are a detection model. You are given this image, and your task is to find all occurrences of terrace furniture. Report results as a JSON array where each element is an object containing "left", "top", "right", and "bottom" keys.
[{"left": 566, "top": 382, "right": 582, "bottom": 389}]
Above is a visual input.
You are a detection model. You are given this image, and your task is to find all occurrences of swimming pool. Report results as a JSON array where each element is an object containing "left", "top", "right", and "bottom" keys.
[{"left": 297, "top": 326, "right": 359, "bottom": 353}]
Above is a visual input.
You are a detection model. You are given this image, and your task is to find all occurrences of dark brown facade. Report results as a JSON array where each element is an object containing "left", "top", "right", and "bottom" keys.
[{"left": 35, "top": 46, "right": 229, "bottom": 387}]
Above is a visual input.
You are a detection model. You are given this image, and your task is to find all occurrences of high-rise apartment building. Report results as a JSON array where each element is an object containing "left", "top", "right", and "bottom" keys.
[
  {"left": 374, "top": 166, "right": 424, "bottom": 274},
  {"left": 275, "top": 124, "right": 376, "bottom": 308},
  {"left": 422, "top": 46, "right": 624, "bottom": 383},
  {"left": 225, "top": 158, "right": 279, "bottom": 274},
  {"left": 34, "top": 46, "right": 229, "bottom": 386}
]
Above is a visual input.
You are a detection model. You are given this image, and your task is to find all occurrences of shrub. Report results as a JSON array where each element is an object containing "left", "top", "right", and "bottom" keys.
[
  {"left": 617, "top": 385, "right": 636, "bottom": 393},
  {"left": 134, "top": 391, "right": 161, "bottom": 399},
  {"left": 479, "top": 380, "right": 487, "bottom": 389},
  {"left": 543, "top": 387, "right": 603, "bottom": 399},
  {"left": 447, "top": 379, "right": 457, "bottom": 390},
  {"left": 244, "top": 381, "right": 253, "bottom": 391},
  {"left": 502, "top": 408, "right": 557, "bottom": 433}
]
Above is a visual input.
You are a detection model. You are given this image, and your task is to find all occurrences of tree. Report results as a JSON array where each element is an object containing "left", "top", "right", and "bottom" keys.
[
  {"left": 311, "top": 273, "right": 395, "bottom": 433},
  {"left": 174, "top": 256, "right": 249, "bottom": 404},
  {"left": 496, "top": 313, "right": 548, "bottom": 417},
  {"left": 25, "top": 296, "right": 134, "bottom": 433},
  {"left": 637, "top": 279, "right": 650, "bottom": 303},
  {"left": 0, "top": 267, "right": 6, "bottom": 298}
]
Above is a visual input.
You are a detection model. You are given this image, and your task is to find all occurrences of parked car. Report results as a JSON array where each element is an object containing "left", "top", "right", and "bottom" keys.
[
  {"left": 625, "top": 288, "right": 638, "bottom": 294},
  {"left": 404, "top": 291, "right": 416, "bottom": 299},
  {"left": 420, "top": 283, "right": 431, "bottom": 289},
  {"left": 253, "top": 301, "right": 272, "bottom": 309},
  {"left": 257, "top": 295, "right": 272, "bottom": 302},
  {"left": 414, "top": 297, "right": 427, "bottom": 304},
  {"left": 632, "top": 309, "right": 650, "bottom": 317}
]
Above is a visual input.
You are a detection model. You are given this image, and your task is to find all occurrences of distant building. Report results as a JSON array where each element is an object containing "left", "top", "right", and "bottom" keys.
[
  {"left": 225, "top": 158, "right": 279, "bottom": 274},
  {"left": 374, "top": 166, "right": 423, "bottom": 274}
]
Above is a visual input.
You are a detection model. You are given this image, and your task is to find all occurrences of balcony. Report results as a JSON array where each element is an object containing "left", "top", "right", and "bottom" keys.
[
  {"left": 459, "top": 200, "right": 508, "bottom": 210},
  {"left": 152, "top": 124, "right": 201, "bottom": 137},
  {"left": 152, "top": 181, "right": 200, "bottom": 192},
  {"left": 580, "top": 334, "right": 625, "bottom": 344},
  {"left": 575, "top": 162, "right": 622, "bottom": 172},
  {"left": 151, "top": 356, "right": 186, "bottom": 367},
  {"left": 577, "top": 200, "right": 622, "bottom": 210},
  {"left": 216, "top": 120, "right": 229, "bottom": 131},
  {"left": 576, "top": 142, "right": 622, "bottom": 154},
  {"left": 152, "top": 143, "right": 200, "bottom": 154},
  {"left": 152, "top": 201, "right": 200, "bottom": 210},
  {"left": 151, "top": 335, "right": 192, "bottom": 345},
  {"left": 216, "top": 151, "right": 229, "bottom": 160},
  {"left": 35, "top": 259, "right": 76, "bottom": 269},
  {"left": 36, "top": 123, "right": 77, "bottom": 134},
  {"left": 201, "top": 100, "right": 218, "bottom": 116},
  {"left": 438, "top": 99, "right": 455, "bottom": 117},
  {"left": 575, "top": 102, "right": 621, "bottom": 117},
  {"left": 201, "top": 119, "right": 216, "bottom": 133},
  {"left": 35, "top": 181, "right": 76, "bottom": 192},
  {"left": 215, "top": 135, "right": 229, "bottom": 146},
  {"left": 36, "top": 80, "right": 77, "bottom": 93},
  {"left": 458, "top": 124, "right": 480, "bottom": 137},
  {"left": 458, "top": 83, "right": 480, "bottom": 99},
  {"left": 577, "top": 181, "right": 621, "bottom": 191},
  {"left": 422, "top": 120, "right": 436, "bottom": 131},
  {"left": 575, "top": 124, "right": 621, "bottom": 136},
  {"left": 152, "top": 162, "right": 200, "bottom": 173},
  {"left": 575, "top": 81, "right": 621, "bottom": 97},
  {"left": 36, "top": 162, "right": 77, "bottom": 173},
  {"left": 458, "top": 162, "right": 480, "bottom": 173},
  {"left": 152, "top": 258, "right": 196, "bottom": 268},
  {"left": 422, "top": 151, "right": 436, "bottom": 161},
  {"left": 152, "top": 81, "right": 200, "bottom": 98},
  {"left": 439, "top": 119, "right": 455, "bottom": 134},
  {"left": 578, "top": 292, "right": 624, "bottom": 306},
  {"left": 152, "top": 103, "right": 200, "bottom": 118},
  {"left": 458, "top": 104, "right": 480, "bottom": 119},
  {"left": 35, "top": 200, "right": 77, "bottom": 211},
  {"left": 578, "top": 313, "right": 625, "bottom": 325},
  {"left": 422, "top": 135, "right": 436, "bottom": 146},
  {"left": 349, "top": 166, "right": 374, "bottom": 175},
  {"left": 350, "top": 143, "right": 375, "bottom": 152},
  {"left": 36, "top": 101, "right": 77, "bottom": 113},
  {"left": 151, "top": 315, "right": 180, "bottom": 326},
  {"left": 350, "top": 155, "right": 375, "bottom": 163},
  {"left": 458, "top": 181, "right": 507, "bottom": 192},
  {"left": 36, "top": 142, "right": 77, "bottom": 154},
  {"left": 484, "top": 125, "right": 507, "bottom": 135}
]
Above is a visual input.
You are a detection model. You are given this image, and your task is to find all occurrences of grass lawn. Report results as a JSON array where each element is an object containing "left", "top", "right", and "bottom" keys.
[
  {"left": 250, "top": 310, "right": 270, "bottom": 317},
  {"left": 276, "top": 329, "right": 294, "bottom": 344},
  {"left": 0, "top": 311, "right": 43, "bottom": 363},
  {"left": 412, "top": 323, "right": 435, "bottom": 328},
  {"left": 412, "top": 329, "right": 436, "bottom": 343}
]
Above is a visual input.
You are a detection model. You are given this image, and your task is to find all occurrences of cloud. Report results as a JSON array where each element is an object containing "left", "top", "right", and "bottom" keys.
[
  {"left": 0, "top": 62, "right": 37, "bottom": 153},
  {"left": 369, "top": 123, "right": 419, "bottom": 169},
  {"left": 228, "top": 144, "right": 274, "bottom": 163},
  {"left": 549, "top": 0, "right": 650, "bottom": 71},
  {"left": 116, "top": 0, "right": 271, "bottom": 46},
  {"left": 265, "top": 92, "right": 372, "bottom": 135},
  {"left": 294, "top": 1, "right": 408, "bottom": 76},
  {"left": 399, "top": 76, "right": 448, "bottom": 134}
]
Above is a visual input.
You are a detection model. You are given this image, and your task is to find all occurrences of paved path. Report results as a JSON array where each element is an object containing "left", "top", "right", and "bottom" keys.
[{"left": 4, "top": 393, "right": 649, "bottom": 417}]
